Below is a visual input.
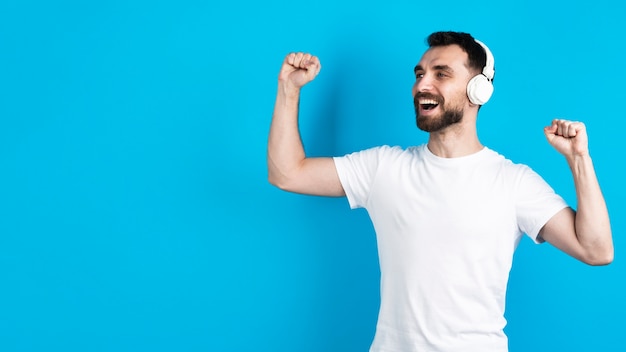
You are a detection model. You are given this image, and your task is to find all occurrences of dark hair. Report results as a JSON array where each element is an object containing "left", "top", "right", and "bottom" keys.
[{"left": 426, "top": 31, "right": 489, "bottom": 77}]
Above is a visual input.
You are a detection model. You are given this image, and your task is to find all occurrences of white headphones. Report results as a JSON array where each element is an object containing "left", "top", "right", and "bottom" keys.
[{"left": 466, "top": 39, "right": 495, "bottom": 105}]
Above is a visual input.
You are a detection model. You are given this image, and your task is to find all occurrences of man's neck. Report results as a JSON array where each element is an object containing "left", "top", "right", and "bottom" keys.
[{"left": 426, "top": 122, "right": 483, "bottom": 158}]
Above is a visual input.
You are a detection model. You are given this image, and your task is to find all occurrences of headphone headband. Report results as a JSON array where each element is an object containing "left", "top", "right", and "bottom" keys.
[{"left": 474, "top": 39, "right": 495, "bottom": 80}]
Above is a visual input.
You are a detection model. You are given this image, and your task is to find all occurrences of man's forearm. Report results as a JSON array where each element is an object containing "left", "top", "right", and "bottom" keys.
[
  {"left": 569, "top": 154, "right": 613, "bottom": 263},
  {"left": 267, "top": 82, "right": 306, "bottom": 188}
]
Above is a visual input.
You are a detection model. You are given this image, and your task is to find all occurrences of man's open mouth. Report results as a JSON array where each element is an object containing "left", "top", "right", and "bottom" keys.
[{"left": 419, "top": 98, "right": 440, "bottom": 111}]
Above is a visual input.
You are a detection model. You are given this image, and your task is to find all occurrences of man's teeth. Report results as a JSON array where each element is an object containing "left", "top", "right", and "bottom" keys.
[{"left": 419, "top": 98, "right": 439, "bottom": 105}]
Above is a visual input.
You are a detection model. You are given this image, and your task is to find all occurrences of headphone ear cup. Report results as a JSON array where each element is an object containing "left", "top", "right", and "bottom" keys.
[{"left": 467, "top": 74, "right": 494, "bottom": 105}]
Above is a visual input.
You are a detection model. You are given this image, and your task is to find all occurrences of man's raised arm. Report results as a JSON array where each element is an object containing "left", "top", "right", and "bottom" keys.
[
  {"left": 267, "top": 52, "right": 345, "bottom": 197},
  {"left": 540, "top": 119, "right": 613, "bottom": 265}
]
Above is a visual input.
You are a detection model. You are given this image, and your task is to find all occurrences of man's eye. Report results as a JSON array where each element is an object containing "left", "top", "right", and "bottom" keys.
[
  {"left": 415, "top": 73, "right": 424, "bottom": 78},
  {"left": 437, "top": 72, "right": 447, "bottom": 78}
]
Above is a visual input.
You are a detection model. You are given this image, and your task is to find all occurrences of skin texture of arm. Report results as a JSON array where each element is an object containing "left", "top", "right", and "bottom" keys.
[
  {"left": 539, "top": 119, "right": 613, "bottom": 265},
  {"left": 267, "top": 53, "right": 345, "bottom": 197}
]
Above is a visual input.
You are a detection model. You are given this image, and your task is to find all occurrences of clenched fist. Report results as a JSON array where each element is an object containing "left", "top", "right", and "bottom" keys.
[
  {"left": 278, "top": 52, "right": 321, "bottom": 89},
  {"left": 544, "top": 119, "right": 589, "bottom": 158}
]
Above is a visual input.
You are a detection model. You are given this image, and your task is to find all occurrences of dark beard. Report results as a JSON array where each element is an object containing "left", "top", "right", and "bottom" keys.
[{"left": 415, "top": 105, "right": 463, "bottom": 132}]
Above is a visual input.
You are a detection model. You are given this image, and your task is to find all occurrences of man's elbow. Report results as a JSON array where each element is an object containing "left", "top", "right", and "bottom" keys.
[
  {"left": 583, "top": 248, "right": 614, "bottom": 266},
  {"left": 267, "top": 157, "right": 302, "bottom": 192},
  {"left": 268, "top": 176, "right": 288, "bottom": 191},
  {"left": 268, "top": 172, "right": 285, "bottom": 189},
  {"left": 268, "top": 170, "right": 297, "bottom": 192}
]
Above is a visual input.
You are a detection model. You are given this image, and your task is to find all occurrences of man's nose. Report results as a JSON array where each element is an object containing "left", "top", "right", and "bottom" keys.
[{"left": 413, "top": 75, "right": 433, "bottom": 95}]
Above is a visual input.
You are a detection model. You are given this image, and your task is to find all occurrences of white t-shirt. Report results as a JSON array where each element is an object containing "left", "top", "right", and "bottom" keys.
[{"left": 333, "top": 145, "right": 568, "bottom": 352}]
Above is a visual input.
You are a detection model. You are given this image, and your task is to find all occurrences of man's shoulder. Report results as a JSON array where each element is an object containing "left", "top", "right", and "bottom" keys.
[
  {"left": 340, "top": 144, "right": 425, "bottom": 158},
  {"left": 482, "top": 147, "right": 537, "bottom": 181},
  {"left": 483, "top": 147, "right": 529, "bottom": 166}
]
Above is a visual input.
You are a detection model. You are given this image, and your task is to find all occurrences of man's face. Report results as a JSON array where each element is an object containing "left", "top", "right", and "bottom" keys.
[{"left": 412, "top": 45, "right": 474, "bottom": 132}]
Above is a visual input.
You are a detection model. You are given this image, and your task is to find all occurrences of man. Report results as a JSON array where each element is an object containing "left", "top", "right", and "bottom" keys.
[{"left": 267, "top": 31, "right": 613, "bottom": 352}]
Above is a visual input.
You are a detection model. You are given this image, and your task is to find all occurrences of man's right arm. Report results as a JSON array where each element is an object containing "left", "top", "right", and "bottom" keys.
[{"left": 267, "top": 52, "right": 345, "bottom": 197}]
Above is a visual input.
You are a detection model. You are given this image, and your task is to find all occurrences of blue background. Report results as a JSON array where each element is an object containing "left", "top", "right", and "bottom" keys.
[{"left": 0, "top": 0, "right": 623, "bottom": 351}]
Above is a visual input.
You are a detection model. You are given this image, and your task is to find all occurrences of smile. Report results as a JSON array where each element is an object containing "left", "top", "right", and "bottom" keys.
[{"left": 418, "top": 98, "right": 439, "bottom": 111}]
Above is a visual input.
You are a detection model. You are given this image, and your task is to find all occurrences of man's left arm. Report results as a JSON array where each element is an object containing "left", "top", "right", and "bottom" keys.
[{"left": 539, "top": 119, "right": 613, "bottom": 266}]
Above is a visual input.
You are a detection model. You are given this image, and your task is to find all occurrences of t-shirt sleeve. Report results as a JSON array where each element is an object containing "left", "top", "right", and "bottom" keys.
[
  {"left": 333, "top": 146, "right": 389, "bottom": 209},
  {"left": 515, "top": 166, "right": 569, "bottom": 244}
]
